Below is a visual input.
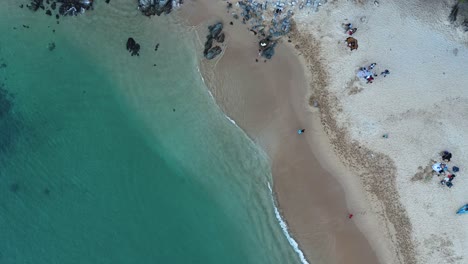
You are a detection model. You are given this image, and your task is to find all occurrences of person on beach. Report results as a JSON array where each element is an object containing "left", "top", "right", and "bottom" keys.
[
  {"left": 432, "top": 162, "right": 446, "bottom": 174},
  {"left": 343, "top": 23, "right": 352, "bottom": 31},
  {"left": 442, "top": 151, "right": 452, "bottom": 162},
  {"left": 347, "top": 28, "right": 357, "bottom": 35},
  {"left": 369, "top": 63, "right": 377, "bottom": 70},
  {"left": 297, "top": 129, "right": 305, "bottom": 135},
  {"left": 380, "top": 69, "right": 390, "bottom": 77},
  {"left": 366, "top": 75, "right": 374, "bottom": 84}
]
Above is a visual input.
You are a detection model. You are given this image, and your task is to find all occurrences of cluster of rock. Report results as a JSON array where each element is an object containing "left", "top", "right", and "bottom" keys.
[
  {"left": 137, "top": 0, "right": 182, "bottom": 16},
  {"left": 27, "top": 0, "right": 94, "bottom": 16},
  {"left": 258, "top": 38, "right": 276, "bottom": 59},
  {"left": 203, "top": 22, "right": 225, "bottom": 60},
  {"left": 229, "top": 0, "right": 325, "bottom": 59},
  {"left": 126, "top": 38, "right": 141, "bottom": 56}
]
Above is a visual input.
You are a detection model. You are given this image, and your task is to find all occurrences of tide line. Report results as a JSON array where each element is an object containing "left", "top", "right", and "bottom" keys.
[{"left": 268, "top": 182, "right": 310, "bottom": 264}]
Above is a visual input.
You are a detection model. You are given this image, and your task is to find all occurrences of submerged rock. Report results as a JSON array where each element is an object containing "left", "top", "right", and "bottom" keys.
[
  {"left": 126, "top": 37, "right": 140, "bottom": 56},
  {"left": 48, "top": 42, "right": 56, "bottom": 51},
  {"left": 28, "top": 0, "right": 44, "bottom": 11}
]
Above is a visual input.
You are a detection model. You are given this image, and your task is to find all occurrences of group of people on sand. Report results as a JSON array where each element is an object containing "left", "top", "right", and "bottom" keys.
[
  {"left": 432, "top": 151, "right": 460, "bottom": 188},
  {"left": 343, "top": 23, "right": 359, "bottom": 51},
  {"left": 342, "top": 21, "right": 391, "bottom": 84},
  {"left": 357, "top": 63, "right": 390, "bottom": 84}
]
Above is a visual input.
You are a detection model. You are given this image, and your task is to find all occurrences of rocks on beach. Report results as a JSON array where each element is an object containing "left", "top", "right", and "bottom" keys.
[
  {"left": 259, "top": 38, "right": 276, "bottom": 59},
  {"left": 232, "top": 0, "right": 299, "bottom": 59},
  {"left": 126, "top": 38, "right": 140, "bottom": 56},
  {"left": 138, "top": 0, "right": 183, "bottom": 16},
  {"left": 203, "top": 22, "right": 225, "bottom": 60}
]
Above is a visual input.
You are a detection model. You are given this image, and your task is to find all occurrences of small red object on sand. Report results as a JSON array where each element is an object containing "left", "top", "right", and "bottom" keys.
[{"left": 348, "top": 213, "right": 353, "bottom": 219}]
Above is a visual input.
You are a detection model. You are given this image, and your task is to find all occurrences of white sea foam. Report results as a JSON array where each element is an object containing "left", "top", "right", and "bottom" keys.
[{"left": 268, "top": 183, "right": 310, "bottom": 264}]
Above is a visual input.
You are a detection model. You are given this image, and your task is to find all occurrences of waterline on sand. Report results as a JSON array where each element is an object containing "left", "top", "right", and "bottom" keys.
[{"left": 268, "top": 183, "right": 309, "bottom": 264}]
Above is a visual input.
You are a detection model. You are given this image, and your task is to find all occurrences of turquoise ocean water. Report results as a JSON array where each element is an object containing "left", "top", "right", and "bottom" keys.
[{"left": 0, "top": 1, "right": 304, "bottom": 263}]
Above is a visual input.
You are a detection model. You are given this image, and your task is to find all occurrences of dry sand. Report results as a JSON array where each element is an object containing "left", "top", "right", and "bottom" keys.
[{"left": 181, "top": 1, "right": 381, "bottom": 264}]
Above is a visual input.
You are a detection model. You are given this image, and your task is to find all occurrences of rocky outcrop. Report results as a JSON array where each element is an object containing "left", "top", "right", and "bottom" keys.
[
  {"left": 203, "top": 22, "right": 225, "bottom": 60},
  {"left": 58, "top": 0, "right": 93, "bottom": 16},
  {"left": 27, "top": 0, "right": 93, "bottom": 16},
  {"left": 126, "top": 38, "right": 140, "bottom": 56},
  {"left": 138, "top": 0, "right": 177, "bottom": 16}
]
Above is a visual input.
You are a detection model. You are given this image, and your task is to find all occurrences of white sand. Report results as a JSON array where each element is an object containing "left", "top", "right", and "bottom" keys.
[{"left": 292, "top": 0, "right": 468, "bottom": 263}]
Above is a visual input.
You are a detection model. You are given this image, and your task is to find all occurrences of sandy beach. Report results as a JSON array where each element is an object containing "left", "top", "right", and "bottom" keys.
[
  {"left": 181, "top": 1, "right": 380, "bottom": 264},
  {"left": 182, "top": 0, "right": 468, "bottom": 263}
]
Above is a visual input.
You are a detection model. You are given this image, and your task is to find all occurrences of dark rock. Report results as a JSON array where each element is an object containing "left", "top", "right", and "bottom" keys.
[
  {"left": 48, "top": 42, "right": 56, "bottom": 51},
  {"left": 51, "top": 2, "right": 56, "bottom": 10},
  {"left": 20, "top": 4, "right": 24, "bottom": 8},
  {"left": 22, "top": 25, "right": 30, "bottom": 28},
  {"left": 208, "top": 22, "right": 223, "bottom": 39},
  {"left": 154, "top": 43, "right": 159, "bottom": 51},
  {"left": 138, "top": 0, "right": 174, "bottom": 16},
  {"left": 46, "top": 9, "right": 52, "bottom": 16},
  {"left": 126, "top": 37, "right": 140, "bottom": 56},
  {"left": 449, "top": 3, "right": 459, "bottom": 23},
  {"left": 463, "top": 19, "right": 468, "bottom": 32},
  {"left": 205, "top": 46, "right": 222, "bottom": 60},
  {"left": 262, "top": 46, "right": 275, "bottom": 59},
  {"left": 56, "top": 14, "right": 60, "bottom": 19},
  {"left": 229, "top": 21, "right": 233, "bottom": 25},
  {"left": 28, "top": 0, "right": 44, "bottom": 11},
  {"left": 216, "top": 32, "right": 225, "bottom": 43},
  {"left": 105, "top": 0, "right": 110, "bottom": 3},
  {"left": 203, "top": 38, "right": 213, "bottom": 55},
  {"left": 127, "top": 37, "right": 136, "bottom": 50},
  {"left": 233, "top": 14, "right": 239, "bottom": 19},
  {"left": 260, "top": 40, "right": 277, "bottom": 59}
]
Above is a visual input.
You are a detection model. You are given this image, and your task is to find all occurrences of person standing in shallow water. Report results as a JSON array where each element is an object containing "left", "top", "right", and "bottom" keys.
[{"left": 297, "top": 129, "right": 305, "bottom": 134}]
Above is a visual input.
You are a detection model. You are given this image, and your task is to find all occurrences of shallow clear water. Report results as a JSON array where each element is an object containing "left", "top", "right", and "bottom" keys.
[{"left": 0, "top": 1, "right": 301, "bottom": 263}]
